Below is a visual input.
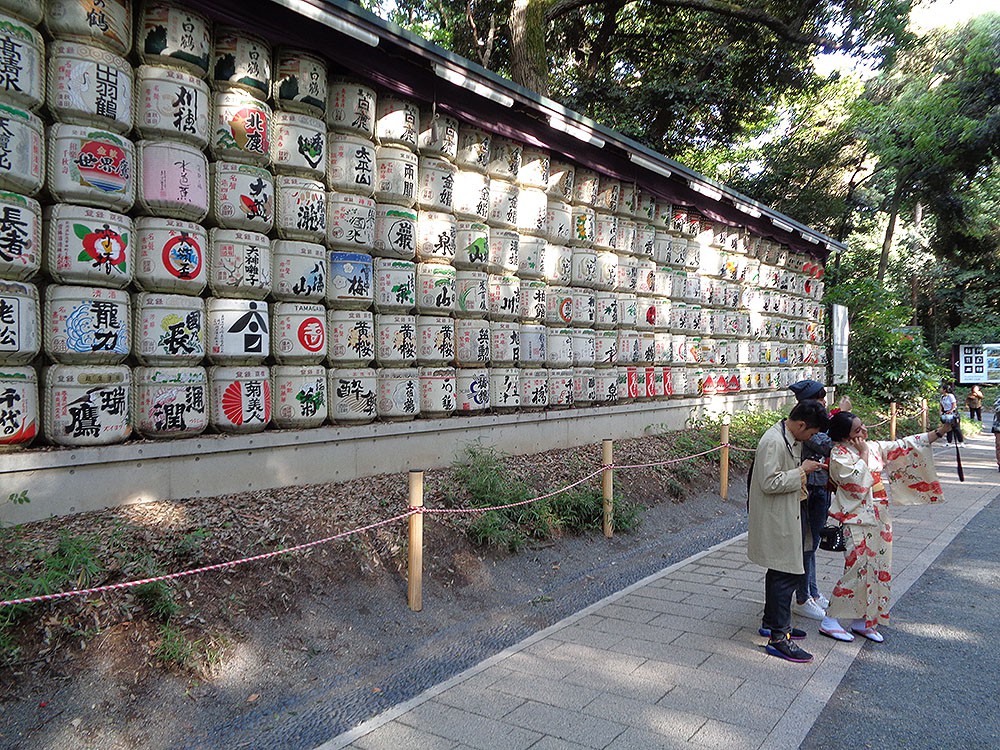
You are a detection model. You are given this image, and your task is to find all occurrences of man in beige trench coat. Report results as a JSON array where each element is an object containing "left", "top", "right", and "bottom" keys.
[{"left": 748, "top": 400, "right": 828, "bottom": 663}]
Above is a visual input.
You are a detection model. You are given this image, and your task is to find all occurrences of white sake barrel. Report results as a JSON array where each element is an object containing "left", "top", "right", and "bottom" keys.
[
  {"left": 327, "top": 192, "right": 375, "bottom": 251},
  {"left": 208, "top": 364, "right": 270, "bottom": 433},
  {"left": 376, "top": 313, "right": 416, "bottom": 366},
  {"left": 271, "top": 364, "right": 327, "bottom": 428},
  {"left": 416, "top": 262, "right": 456, "bottom": 314},
  {"left": 572, "top": 167, "right": 599, "bottom": 206},
  {"left": 416, "top": 314, "right": 454, "bottom": 366},
  {"left": 638, "top": 191, "right": 656, "bottom": 224},
  {"left": 595, "top": 329, "right": 618, "bottom": 366},
  {"left": 573, "top": 367, "right": 597, "bottom": 406},
  {"left": 327, "top": 309, "right": 374, "bottom": 365},
  {"left": 486, "top": 178, "right": 518, "bottom": 230},
  {"left": 488, "top": 227, "right": 519, "bottom": 275},
  {"left": 273, "top": 49, "right": 327, "bottom": 117},
  {"left": 636, "top": 258, "right": 657, "bottom": 296},
  {"left": 455, "top": 317, "right": 490, "bottom": 366},
  {"left": 455, "top": 269, "right": 488, "bottom": 318},
  {"left": 517, "top": 235, "right": 546, "bottom": 279},
  {"left": 654, "top": 331, "right": 672, "bottom": 364},
  {"left": 635, "top": 222, "right": 657, "bottom": 257},
  {"left": 328, "top": 366, "right": 376, "bottom": 423},
  {"left": 371, "top": 202, "right": 416, "bottom": 259},
  {"left": 454, "top": 221, "right": 490, "bottom": 270},
  {"left": 44, "top": 364, "right": 131, "bottom": 445},
  {"left": 133, "top": 292, "right": 204, "bottom": 365},
  {"left": 326, "top": 250, "right": 372, "bottom": 309},
  {"left": 651, "top": 200, "right": 669, "bottom": 230},
  {"left": 134, "top": 217, "right": 206, "bottom": 294},
  {"left": 211, "top": 27, "right": 270, "bottom": 98},
  {"left": 487, "top": 274, "right": 520, "bottom": 321},
  {"left": 374, "top": 257, "right": 415, "bottom": 312},
  {"left": 520, "top": 323, "right": 546, "bottom": 366},
  {"left": 545, "top": 199, "right": 572, "bottom": 244},
  {"left": 569, "top": 205, "right": 595, "bottom": 248},
  {"left": 132, "top": 365, "right": 208, "bottom": 439},
  {"left": 571, "top": 289, "right": 595, "bottom": 328},
  {"left": 453, "top": 168, "right": 490, "bottom": 221},
  {"left": 1, "top": 1, "right": 41, "bottom": 26},
  {"left": 273, "top": 176, "right": 326, "bottom": 243},
  {"left": 0, "top": 191, "right": 41, "bottom": 280},
  {"left": 0, "top": 280, "right": 39, "bottom": 364},
  {"left": 671, "top": 366, "right": 690, "bottom": 397},
  {"left": 655, "top": 265, "right": 672, "bottom": 298},
  {"left": 546, "top": 327, "right": 573, "bottom": 368},
  {"left": 572, "top": 328, "right": 596, "bottom": 366},
  {"left": 208, "top": 161, "right": 274, "bottom": 233},
  {"left": 0, "top": 14, "right": 43, "bottom": 111},
  {"left": 47, "top": 41, "right": 133, "bottom": 133},
  {"left": 519, "top": 368, "right": 547, "bottom": 410},
  {"left": 416, "top": 156, "right": 456, "bottom": 212},
  {"left": 45, "top": 284, "right": 129, "bottom": 364},
  {"left": 639, "top": 331, "right": 656, "bottom": 363},
  {"left": 618, "top": 366, "right": 637, "bottom": 402},
  {"left": 419, "top": 366, "right": 456, "bottom": 417},
  {"left": 48, "top": 124, "right": 134, "bottom": 209},
  {"left": 375, "top": 146, "right": 418, "bottom": 206},
  {"left": 594, "top": 251, "right": 618, "bottom": 291},
  {"left": 137, "top": 139, "right": 209, "bottom": 222},
  {"left": 516, "top": 186, "right": 548, "bottom": 237},
  {"left": 542, "top": 242, "right": 572, "bottom": 285},
  {"left": 455, "top": 125, "right": 490, "bottom": 172},
  {"left": 327, "top": 79, "right": 376, "bottom": 138},
  {"left": 418, "top": 110, "right": 458, "bottom": 161},
  {"left": 271, "top": 301, "right": 326, "bottom": 364},
  {"left": 455, "top": 367, "right": 489, "bottom": 412},
  {"left": 0, "top": 365, "right": 37, "bottom": 447},
  {"left": 206, "top": 298, "right": 269, "bottom": 364},
  {"left": 683, "top": 272, "right": 700, "bottom": 303},
  {"left": 670, "top": 302, "right": 687, "bottom": 334},
  {"left": 684, "top": 238, "right": 702, "bottom": 270},
  {"left": 377, "top": 367, "right": 419, "bottom": 421},
  {"left": 634, "top": 365, "right": 651, "bottom": 399},
  {"left": 545, "top": 285, "right": 573, "bottom": 326},
  {"left": 594, "top": 212, "right": 617, "bottom": 252},
  {"left": 594, "top": 176, "right": 620, "bottom": 213},
  {"left": 670, "top": 269, "right": 686, "bottom": 299},
  {"left": 655, "top": 299, "right": 672, "bottom": 331},
  {"left": 653, "top": 230, "right": 672, "bottom": 265},
  {"left": 272, "top": 240, "right": 328, "bottom": 303},
  {"left": 618, "top": 253, "right": 639, "bottom": 292},
  {"left": 547, "top": 160, "right": 574, "bottom": 202},
  {"left": 43, "top": 204, "right": 133, "bottom": 288},
  {"left": 594, "top": 368, "right": 618, "bottom": 404},
  {"left": 571, "top": 247, "right": 597, "bottom": 288},
  {"left": 416, "top": 210, "right": 456, "bottom": 264},
  {"left": 548, "top": 367, "right": 573, "bottom": 408},
  {"left": 487, "top": 136, "right": 521, "bottom": 181},
  {"left": 519, "top": 279, "right": 546, "bottom": 323},
  {"left": 518, "top": 146, "right": 549, "bottom": 189},
  {"left": 134, "top": 66, "right": 210, "bottom": 147},
  {"left": 594, "top": 291, "right": 619, "bottom": 330},
  {"left": 210, "top": 90, "right": 271, "bottom": 165},
  {"left": 617, "top": 329, "right": 640, "bottom": 364},
  {"left": 490, "top": 367, "right": 520, "bottom": 411},
  {"left": 208, "top": 228, "right": 270, "bottom": 299},
  {"left": 270, "top": 112, "right": 326, "bottom": 179},
  {"left": 614, "top": 218, "right": 637, "bottom": 257},
  {"left": 136, "top": 2, "right": 211, "bottom": 77},
  {"left": 327, "top": 133, "right": 376, "bottom": 196},
  {"left": 619, "top": 182, "right": 638, "bottom": 218},
  {"left": 375, "top": 94, "right": 419, "bottom": 151},
  {"left": 490, "top": 321, "right": 519, "bottom": 366}
]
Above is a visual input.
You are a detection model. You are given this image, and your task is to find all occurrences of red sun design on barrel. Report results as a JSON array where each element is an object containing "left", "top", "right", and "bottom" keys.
[
  {"left": 221, "top": 380, "right": 271, "bottom": 426},
  {"left": 297, "top": 317, "right": 325, "bottom": 352}
]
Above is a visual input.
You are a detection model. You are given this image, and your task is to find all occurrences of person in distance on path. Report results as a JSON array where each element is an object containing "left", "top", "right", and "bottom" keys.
[{"left": 747, "top": 400, "right": 829, "bottom": 663}]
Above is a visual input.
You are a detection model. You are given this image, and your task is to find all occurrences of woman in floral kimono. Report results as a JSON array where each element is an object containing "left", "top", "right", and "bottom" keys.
[{"left": 818, "top": 411, "right": 950, "bottom": 643}]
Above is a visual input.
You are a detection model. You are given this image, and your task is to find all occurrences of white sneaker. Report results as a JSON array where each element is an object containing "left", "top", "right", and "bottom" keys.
[
  {"left": 815, "top": 593, "right": 830, "bottom": 608},
  {"left": 792, "top": 597, "right": 826, "bottom": 620}
]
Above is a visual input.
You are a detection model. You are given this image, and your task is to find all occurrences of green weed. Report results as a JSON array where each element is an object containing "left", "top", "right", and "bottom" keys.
[
  {"left": 154, "top": 623, "right": 194, "bottom": 666},
  {"left": 134, "top": 581, "right": 180, "bottom": 622}
]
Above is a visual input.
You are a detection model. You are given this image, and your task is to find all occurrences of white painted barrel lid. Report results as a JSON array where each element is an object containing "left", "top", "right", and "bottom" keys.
[
  {"left": 271, "top": 301, "right": 326, "bottom": 364},
  {"left": 594, "top": 290, "right": 619, "bottom": 329},
  {"left": 373, "top": 256, "right": 415, "bottom": 313},
  {"left": 46, "top": 123, "right": 135, "bottom": 210},
  {"left": 487, "top": 136, "right": 522, "bottom": 182},
  {"left": 419, "top": 366, "right": 456, "bottom": 417},
  {"left": 211, "top": 26, "right": 270, "bottom": 98},
  {"left": 327, "top": 132, "right": 376, "bottom": 197},
  {"left": 327, "top": 309, "right": 374, "bottom": 366},
  {"left": 416, "top": 156, "right": 456, "bottom": 212},
  {"left": 418, "top": 110, "right": 458, "bottom": 161},
  {"left": 208, "top": 228, "right": 270, "bottom": 299},
  {"left": 519, "top": 279, "right": 547, "bottom": 323},
  {"left": 572, "top": 328, "right": 596, "bottom": 366},
  {"left": 132, "top": 365, "right": 208, "bottom": 438},
  {"left": 134, "top": 66, "right": 211, "bottom": 147},
  {"left": 377, "top": 367, "right": 419, "bottom": 421},
  {"left": 454, "top": 221, "right": 490, "bottom": 271},
  {"left": 270, "top": 112, "right": 326, "bottom": 179},
  {"left": 416, "top": 262, "right": 456, "bottom": 314},
  {"left": 0, "top": 365, "right": 37, "bottom": 447},
  {"left": 573, "top": 367, "right": 597, "bottom": 405},
  {"left": 455, "top": 125, "right": 490, "bottom": 172},
  {"left": 327, "top": 78, "right": 376, "bottom": 138},
  {"left": 416, "top": 211, "right": 456, "bottom": 264},
  {"left": 134, "top": 291, "right": 204, "bottom": 365},
  {"left": 0, "top": 191, "right": 41, "bottom": 280},
  {"left": 594, "top": 367, "right": 618, "bottom": 403},
  {"left": 209, "top": 161, "right": 274, "bottom": 233},
  {"left": 136, "top": 2, "right": 211, "bottom": 76},
  {"left": 375, "top": 312, "right": 416, "bottom": 366},
  {"left": 44, "top": 364, "right": 131, "bottom": 445},
  {"left": 271, "top": 240, "right": 326, "bottom": 302},
  {"left": 519, "top": 367, "right": 548, "bottom": 409},
  {"left": 274, "top": 175, "right": 326, "bottom": 242},
  {"left": 454, "top": 317, "right": 490, "bottom": 366},
  {"left": 518, "top": 146, "right": 549, "bottom": 189},
  {"left": 487, "top": 274, "right": 520, "bottom": 322},
  {"left": 490, "top": 321, "right": 520, "bottom": 366},
  {"left": 595, "top": 328, "right": 618, "bottom": 366},
  {"left": 271, "top": 364, "right": 327, "bottom": 428},
  {"left": 569, "top": 205, "right": 595, "bottom": 248},
  {"left": 572, "top": 167, "right": 599, "bottom": 206},
  {"left": 208, "top": 364, "right": 270, "bottom": 433},
  {"left": 326, "top": 192, "right": 374, "bottom": 252},
  {"left": 0, "top": 279, "right": 39, "bottom": 365},
  {"left": 0, "top": 104, "right": 43, "bottom": 196},
  {"left": 490, "top": 367, "right": 520, "bottom": 410},
  {"left": 375, "top": 146, "right": 418, "bottom": 207},
  {"left": 547, "top": 160, "right": 574, "bottom": 202},
  {"left": 44, "top": 284, "right": 129, "bottom": 364},
  {"left": 371, "top": 202, "right": 416, "bottom": 259},
  {"left": 454, "top": 269, "right": 488, "bottom": 318},
  {"left": 570, "top": 247, "right": 597, "bottom": 289},
  {"left": 47, "top": 0, "right": 131, "bottom": 55},
  {"left": 571, "top": 288, "right": 596, "bottom": 328},
  {"left": 546, "top": 327, "right": 573, "bottom": 368},
  {"left": 455, "top": 367, "right": 489, "bottom": 412},
  {"left": 0, "top": 13, "right": 43, "bottom": 111},
  {"left": 47, "top": 41, "right": 134, "bottom": 133},
  {"left": 416, "top": 314, "right": 454, "bottom": 366},
  {"left": 488, "top": 227, "right": 519, "bottom": 276},
  {"left": 547, "top": 367, "right": 574, "bottom": 407},
  {"left": 211, "top": 89, "right": 271, "bottom": 166},
  {"left": 134, "top": 217, "right": 206, "bottom": 295},
  {"left": 375, "top": 94, "right": 419, "bottom": 151},
  {"left": 327, "top": 366, "right": 376, "bottom": 423},
  {"left": 273, "top": 49, "right": 327, "bottom": 117},
  {"left": 326, "top": 251, "right": 372, "bottom": 310},
  {"left": 137, "top": 139, "right": 209, "bottom": 222}
]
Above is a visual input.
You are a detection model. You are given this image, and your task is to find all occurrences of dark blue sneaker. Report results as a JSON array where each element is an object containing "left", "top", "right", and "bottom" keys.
[
  {"left": 759, "top": 626, "right": 807, "bottom": 640},
  {"left": 766, "top": 636, "right": 814, "bottom": 663}
]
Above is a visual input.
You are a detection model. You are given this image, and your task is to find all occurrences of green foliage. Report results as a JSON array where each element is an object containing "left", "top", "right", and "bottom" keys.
[
  {"left": 6, "top": 490, "right": 30, "bottom": 505},
  {"left": 154, "top": 623, "right": 194, "bottom": 666},
  {"left": 693, "top": 408, "right": 785, "bottom": 467},
  {"left": 134, "top": 581, "right": 180, "bottom": 622}
]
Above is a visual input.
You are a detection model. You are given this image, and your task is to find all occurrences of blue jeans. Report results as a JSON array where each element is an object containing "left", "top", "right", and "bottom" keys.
[{"left": 797, "top": 485, "right": 831, "bottom": 603}]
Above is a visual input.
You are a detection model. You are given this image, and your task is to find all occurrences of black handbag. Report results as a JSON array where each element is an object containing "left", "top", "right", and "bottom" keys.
[{"left": 818, "top": 524, "right": 847, "bottom": 552}]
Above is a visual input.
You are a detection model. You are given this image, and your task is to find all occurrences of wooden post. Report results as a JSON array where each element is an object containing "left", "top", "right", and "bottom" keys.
[
  {"left": 407, "top": 470, "right": 424, "bottom": 612},
  {"left": 921, "top": 398, "right": 928, "bottom": 432},
  {"left": 890, "top": 402, "right": 898, "bottom": 441},
  {"left": 602, "top": 439, "right": 613, "bottom": 538},
  {"left": 720, "top": 419, "right": 731, "bottom": 500}
]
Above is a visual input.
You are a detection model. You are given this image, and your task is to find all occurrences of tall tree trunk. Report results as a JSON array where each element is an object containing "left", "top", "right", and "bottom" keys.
[
  {"left": 877, "top": 179, "right": 904, "bottom": 284},
  {"left": 510, "top": 0, "right": 550, "bottom": 95}
]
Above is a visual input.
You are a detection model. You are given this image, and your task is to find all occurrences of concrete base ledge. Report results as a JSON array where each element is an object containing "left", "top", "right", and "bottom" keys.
[{"left": 0, "top": 392, "right": 786, "bottom": 526}]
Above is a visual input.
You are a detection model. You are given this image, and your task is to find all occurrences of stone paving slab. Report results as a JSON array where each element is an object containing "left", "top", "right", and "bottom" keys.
[{"left": 319, "top": 435, "right": 1000, "bottom": 750}]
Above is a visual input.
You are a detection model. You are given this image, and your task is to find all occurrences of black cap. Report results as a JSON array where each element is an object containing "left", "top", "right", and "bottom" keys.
[{"left": 789, "top": 379, "right": 826, "bottom": 401}]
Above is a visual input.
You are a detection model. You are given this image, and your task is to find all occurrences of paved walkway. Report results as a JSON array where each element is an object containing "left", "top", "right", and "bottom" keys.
[{"left": 319, "top": 430, "right": 999, "bottom": 750}]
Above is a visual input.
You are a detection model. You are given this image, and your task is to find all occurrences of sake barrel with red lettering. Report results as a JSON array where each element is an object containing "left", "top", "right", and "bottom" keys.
[
  {"left": 271, "top": 301, "right": 326, "bottom": 364},
  {"left": 454, "top": 317, "right": 490, "bottom": 366},
  {"left": 572, "top": 367, "right": 597, "bottom": 407},
  {"left": 137, "top": 140, "right": 209, "bottom": 222},
  {"left": 415, "top": 314, "right": 454, "bottom": 366},
  {"left": 375, "top": 312, "right": 416, "bottom": 366},
  {"left": 43, "top": 364, "right": 131, "bottom": 445},
  {"left": 271, "top": 364, "right": 327, "bottom": 428},
  {"left": 0, "top": 365, "right": 38, "bottom": 447},
  {"left": 209, "top": 364, "right": 270, "bottom": 433},
  {"left": 454, "top": 270, "right": 488, "bottom": 318},
  {"left": 455, "top": 367, "right": 489, "bottom": 412},
  {"left": 274, "top": 175, "right": 326, "bottom": 243},
  {"left": 519, "top": 323, "right": 546, "bottom": 367},
  {"left": 135, "top": 66, "right": 211, "bottom": 147},
  {"left": 418, "top": 110, "right": 458, "bottom": 161},
  {"left": 271, "top": 240, "right": 326, "bottom": 302},
  {"left": 327, "top": 79, "right": 376, "bottom": 138},
  {"left": 132, "top": 365, "right": 208, "bottom": 438},
  {"left": 490, "top": 368, "right": 520, "bottom": 411},
  {"left": 547, "top": 367, "right": 573, "bottom": 408},
  {"left": 519, "top": 368, "right": 548, "bottom": 410},
  {"left": 47, "top": 41, "right": 134, "bottom": 133},
  {"left": 208, "top": 161, "right": 274, "bottom": 233},
  {"left": 133, "top": 291, "right": 204, "bottom": 365},
  {"left": 327, "top": 309, "right": 374, "bottom": 366},
  {"left": 211, "top": 90, "right": 271, "bottom": 166},
  {"left": 326, "top": 192, "right": 375, "bottom": 252},
  {"left": 211, "top": 26, "right": 271, "bottom": 99},
  {"left": 375, "top": 146, "right": 418, "bottom": 207},
  {"left": 418, "top": 366, "right": 455, "bottom": 417},
  {"left": 490, "top": 321, "right": 519, "bottom": 367},
  {"left": 270, "top": 112, "right": 326, "bottom": 180},
  {"left": 454, "top": 221, "right": 490, "bottom": 271},
  {"left": 415, "top": 262, "right": 456, "bottom": 315},
  {"left": 207, "top": 228, "right": 270, "bottom": 299},
  {"left": 376, "top": 367, "right": 419, "bottom": 421},
  {"left": 375, "top": 95, "right": 419, "bottom": 151},
  {"left": 373, "top": 257, "right": 415, "bottom": 313},
  {"left": 416, "top": 156, "right": 456, "bottom": 213},
  {"left": 0, "top": 191, "right": 41, "bottom": 281},
  {"left": 327, "top": 133, "right": 376, "bottom": 197},
  {"left": 134, "top": 217, "right": 206, "bottom": 295},
  {"left": 47, "top": 124, "right": 134, "bottom": 210}
]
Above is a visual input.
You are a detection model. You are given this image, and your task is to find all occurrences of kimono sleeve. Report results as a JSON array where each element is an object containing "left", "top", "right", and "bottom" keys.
[
  {"left": 878, "top": 434, "right": 945, "bottom": 505},
  {"left": 828, "top": 443, "right": 871, "bottom": 523}
]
